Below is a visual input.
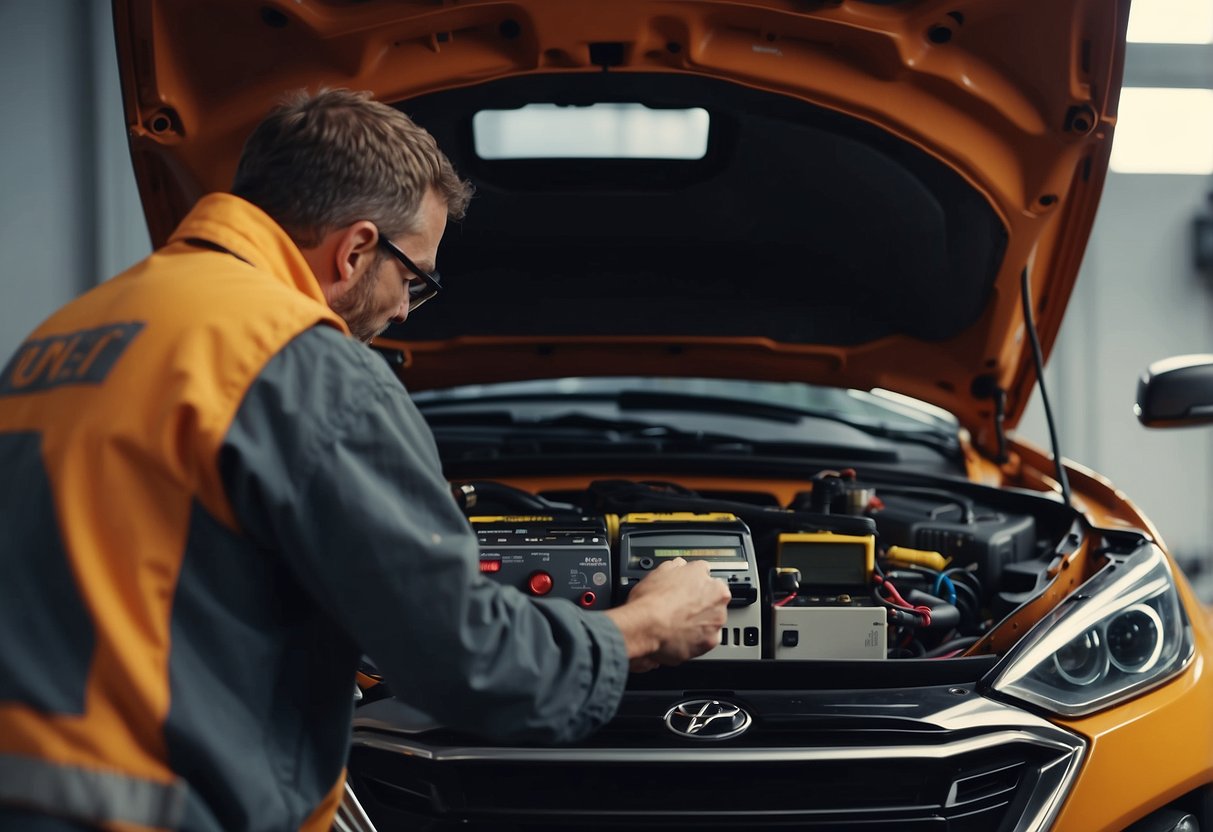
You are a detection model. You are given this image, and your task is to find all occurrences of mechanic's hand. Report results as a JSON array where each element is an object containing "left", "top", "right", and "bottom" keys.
[{"left": 605, "top": 558, "right": 731, "bottom": 671}]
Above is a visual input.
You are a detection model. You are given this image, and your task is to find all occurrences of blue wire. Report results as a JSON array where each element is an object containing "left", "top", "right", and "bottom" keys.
[{"left": 933, "top": 573, "right": 957, "bottom": 606}]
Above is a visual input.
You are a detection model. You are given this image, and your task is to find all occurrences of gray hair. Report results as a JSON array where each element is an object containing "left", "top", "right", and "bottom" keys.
[{"left": 232, "top": 88, "right": 473, "bottom": 246}]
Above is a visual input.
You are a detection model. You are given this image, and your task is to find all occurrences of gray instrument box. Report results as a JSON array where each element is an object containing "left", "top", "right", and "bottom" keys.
[{"left": 772, "top": 602, "right": 887, "bottom": 660}]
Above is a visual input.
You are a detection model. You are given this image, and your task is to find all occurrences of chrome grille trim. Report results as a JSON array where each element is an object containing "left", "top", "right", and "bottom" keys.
[
  {"left": 332, "top": 782, "right": 377, "bottom": 832},
  {"left": 352, "top": 727, "right": 1074, "bottom": 765}
]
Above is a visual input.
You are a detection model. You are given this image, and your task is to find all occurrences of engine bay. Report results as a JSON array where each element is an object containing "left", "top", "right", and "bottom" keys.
[{"left": 452, "top": 471, "right": 1097, "bottom": 662}]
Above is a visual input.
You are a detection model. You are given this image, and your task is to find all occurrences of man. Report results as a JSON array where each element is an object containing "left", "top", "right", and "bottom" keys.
[{"left": 0, "top": 89, "right": 730, "bottom": 832}]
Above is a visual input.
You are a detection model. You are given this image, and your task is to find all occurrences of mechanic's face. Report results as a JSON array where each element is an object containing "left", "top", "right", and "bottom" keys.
[{"left": 334, "top": 188, "right": 447, "bottom": 343}]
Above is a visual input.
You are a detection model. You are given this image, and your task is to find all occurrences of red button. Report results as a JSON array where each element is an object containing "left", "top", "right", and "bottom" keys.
[{"left": 528, "top": 571, "right": 554, "bottom": 596}]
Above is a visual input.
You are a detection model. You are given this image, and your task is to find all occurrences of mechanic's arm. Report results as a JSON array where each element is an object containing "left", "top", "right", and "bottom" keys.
[{"left": 218, "top": 326, "right": 726, "bottom": 743}]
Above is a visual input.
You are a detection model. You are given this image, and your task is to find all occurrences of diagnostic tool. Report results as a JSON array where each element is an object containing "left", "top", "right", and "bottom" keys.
[
  {"left": 470, "top": 516, "right": 611, "bottom": 610},
  {"left": 772, "top": 532, "right": 886, "bottom": 660},
  {"left": 616, "top": 513, "right": 761, "bottom": 659}
]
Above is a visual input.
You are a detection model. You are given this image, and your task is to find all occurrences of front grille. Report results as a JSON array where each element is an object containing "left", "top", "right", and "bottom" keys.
[
  {"left": 346, "top": 682, "right": 1083, "bottom": 832},
  {"left": 349, "top": 738, "right": 1071, "bottom": 831}
]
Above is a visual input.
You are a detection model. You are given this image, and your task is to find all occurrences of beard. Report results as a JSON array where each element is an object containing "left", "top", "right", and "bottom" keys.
[{"left": 330, "top": 255, "right": 388, "bottom": 344}]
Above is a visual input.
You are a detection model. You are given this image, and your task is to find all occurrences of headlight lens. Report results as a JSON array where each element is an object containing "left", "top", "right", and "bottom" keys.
[{"left": 988, "top": 542, "right": 1193, "bottom": 717}]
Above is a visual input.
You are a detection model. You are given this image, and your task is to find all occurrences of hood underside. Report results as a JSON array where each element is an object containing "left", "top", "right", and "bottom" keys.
[{"left": 113, "top": 0, "right": 1129, "bottom": 454}]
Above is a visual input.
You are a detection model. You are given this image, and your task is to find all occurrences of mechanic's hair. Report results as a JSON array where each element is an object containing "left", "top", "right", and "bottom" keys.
[{"left": 231, "top": 88, "right": 473, "bottom": 247}]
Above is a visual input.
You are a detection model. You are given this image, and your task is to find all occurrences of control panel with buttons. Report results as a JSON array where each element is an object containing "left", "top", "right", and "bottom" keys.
[{"left": 471, "top": 516, "right": 611, "bottom": 610}]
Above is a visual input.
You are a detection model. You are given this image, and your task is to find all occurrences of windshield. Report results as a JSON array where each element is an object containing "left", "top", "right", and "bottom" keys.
[
  {"left": 412, "top": 377, "right": 957, "bottom": 432},
  {"left": 412, "top": 377, "right": 963, "bottom": 475}
]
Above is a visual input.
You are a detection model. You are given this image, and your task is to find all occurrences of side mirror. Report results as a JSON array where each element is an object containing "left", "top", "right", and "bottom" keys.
[{"left": 1136, "top": 354, "right": 1213, "bottom": 428}]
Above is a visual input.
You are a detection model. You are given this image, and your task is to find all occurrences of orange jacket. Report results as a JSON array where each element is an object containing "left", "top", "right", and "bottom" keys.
[{"left": 0, "top": 194, "right": 347, "bottom": 830}]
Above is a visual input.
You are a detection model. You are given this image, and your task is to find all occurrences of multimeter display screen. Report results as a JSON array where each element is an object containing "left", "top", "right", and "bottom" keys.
[
  {"left": 652, "top": 547, "right": 737, "bottom": 558},
  {"left": 626, "top": 533, "right": 745, "bottom": 567}
]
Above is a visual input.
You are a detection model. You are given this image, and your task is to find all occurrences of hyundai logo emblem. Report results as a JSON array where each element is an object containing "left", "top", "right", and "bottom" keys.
[{"left": 663, "top": 698, "right": 752, "bottom": 741}]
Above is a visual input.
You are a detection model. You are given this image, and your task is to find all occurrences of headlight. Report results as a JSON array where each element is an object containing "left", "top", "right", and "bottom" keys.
[{"left": 988, "top": 542, "right": 1194, "bottom": 717}]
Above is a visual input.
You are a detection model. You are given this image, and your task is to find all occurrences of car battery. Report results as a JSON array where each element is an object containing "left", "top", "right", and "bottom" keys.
[
  {"left": 616, "top": 513, "right": 761, "bottom": 660},
  {"left": 771, "top": 532, "right": 886, "bottom": 660},
  {"left": 470, "top": 516, "right": 611, "bottom": 610}
]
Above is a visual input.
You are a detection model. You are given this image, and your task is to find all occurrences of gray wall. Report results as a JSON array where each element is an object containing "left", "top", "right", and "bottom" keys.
[
  {"left": 0, "top": 0, "right": 149, "bottom": 363},
  {"left": 4, "top": 3, "right": 1212, "bottom": 580}
]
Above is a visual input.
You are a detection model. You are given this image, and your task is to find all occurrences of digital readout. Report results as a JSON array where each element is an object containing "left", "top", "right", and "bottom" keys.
[{"left": 652, "top": 548, "right": 739, "bottom": 558}]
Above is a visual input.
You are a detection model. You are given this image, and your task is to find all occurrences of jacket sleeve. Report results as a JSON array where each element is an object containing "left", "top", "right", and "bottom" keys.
[{"left": 217, "top": 325, "right": 628, "bottom": 744}]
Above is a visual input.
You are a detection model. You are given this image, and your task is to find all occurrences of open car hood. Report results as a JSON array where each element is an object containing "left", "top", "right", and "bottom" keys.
[{"left": 113, "top": 0, "right": 1128, "bottom": 456}]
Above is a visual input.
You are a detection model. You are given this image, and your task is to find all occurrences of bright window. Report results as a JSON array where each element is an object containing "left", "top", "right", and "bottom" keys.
[
  {"left": 1110, "top": 88, "right": 1213, "bottom": 175},
  {"left": 472, "top": 104, "right": 710, "bottom": 160},
  {"left": 1127, "top": 0, "right": 1213, "bottom": 44}
]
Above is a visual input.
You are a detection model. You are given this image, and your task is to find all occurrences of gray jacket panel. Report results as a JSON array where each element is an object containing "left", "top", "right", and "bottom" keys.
[{"left": 218, "top": 325, "right": 628, "bottom": 745}]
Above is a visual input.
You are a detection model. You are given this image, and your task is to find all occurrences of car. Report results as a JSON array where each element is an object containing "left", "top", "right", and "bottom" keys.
[{"left": 113, "top": 1, "right": 1213, "bottom": 830}]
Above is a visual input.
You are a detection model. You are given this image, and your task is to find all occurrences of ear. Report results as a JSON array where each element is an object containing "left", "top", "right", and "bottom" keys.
[{"left": 332, "top": 220, "right": 380, "bottom": 287}]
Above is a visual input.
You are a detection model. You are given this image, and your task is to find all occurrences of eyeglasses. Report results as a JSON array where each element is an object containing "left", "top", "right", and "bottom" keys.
[{"left": 377, "top": 232, "right": 442, "bottom": 312}]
